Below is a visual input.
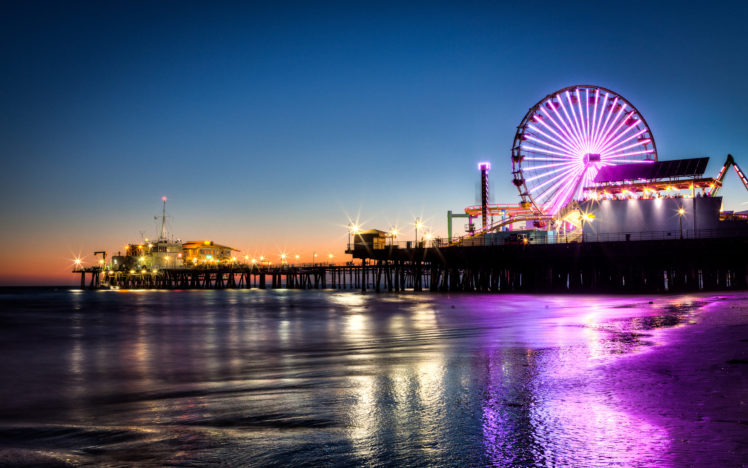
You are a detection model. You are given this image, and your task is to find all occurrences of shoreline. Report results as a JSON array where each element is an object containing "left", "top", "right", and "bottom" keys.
[
  {"left": 0, "top": 290, "right": 745, "bottom": 465},
  {"left": 1, "top": 285, "right": 748, "bottom": 295}
]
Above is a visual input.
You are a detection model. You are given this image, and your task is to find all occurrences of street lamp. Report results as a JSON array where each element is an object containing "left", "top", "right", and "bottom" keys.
[
  {"left": 348, "top": 223, "right": 360, "bottom": 250},
  {"left": 678, "top": 207, "right": 685, "bottom": 239},
  {"left": 424, "top": 232, "right": 433, "bottom": 247},
  {"left": 389, "top": 227, "right": 398, "bottom": 246},
  {"left": 313, "top": 252, "right": 317, "bottom": 266},
  {"left": 414, "top": 217, "right": 423, "bottom": 247},
  {"left": 581, "top": 212, "right": 595, "bottom": 242},
  {"left": 280, "top": 253, "right": 287, "bottom": 265}
]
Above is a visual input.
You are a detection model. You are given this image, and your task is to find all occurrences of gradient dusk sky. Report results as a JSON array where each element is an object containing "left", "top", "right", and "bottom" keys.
[{"left": 2, "top": 1, "right": 748, "bottom": 285}]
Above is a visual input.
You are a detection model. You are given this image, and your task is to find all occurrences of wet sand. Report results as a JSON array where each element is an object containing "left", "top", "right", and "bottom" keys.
[
  {"left": 0, "top": 289, "right": 745, "bottom": 466},
  {"left": 602, "top": 296, "right": 748, "bottom": 466}
]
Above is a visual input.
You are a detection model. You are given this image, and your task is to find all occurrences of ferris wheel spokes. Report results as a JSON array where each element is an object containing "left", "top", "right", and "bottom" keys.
[{"left": 511, "top": 85, "right": 657, "bottom": 215}]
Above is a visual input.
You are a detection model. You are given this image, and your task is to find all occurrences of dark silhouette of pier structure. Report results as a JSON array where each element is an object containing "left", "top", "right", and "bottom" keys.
[
  {"left": 75, "top": 234, "right": 747, "bottom": 293},
  {"left": 345, "top": 236, "right": 747, "bottom": 293}
]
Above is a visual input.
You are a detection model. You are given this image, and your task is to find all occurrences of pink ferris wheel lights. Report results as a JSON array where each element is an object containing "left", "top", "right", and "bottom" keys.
[{"left": 511, "top": 85, "right": 658, "bottom": 215}]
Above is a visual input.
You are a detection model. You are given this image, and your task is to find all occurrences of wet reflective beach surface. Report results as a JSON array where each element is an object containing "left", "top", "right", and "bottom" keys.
[{"left": 0, "top": 289, "right": 745, "bottom": 466}]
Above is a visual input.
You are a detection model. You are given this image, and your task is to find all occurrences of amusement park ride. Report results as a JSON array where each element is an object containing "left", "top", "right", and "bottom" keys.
[{"left": 450, "top": 84, "right": 748, "bottom": 244}]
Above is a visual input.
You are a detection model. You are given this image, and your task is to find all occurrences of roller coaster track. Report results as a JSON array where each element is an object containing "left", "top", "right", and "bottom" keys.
[{"left": 449, "top": 213, "right": 553, "bottom": 246}]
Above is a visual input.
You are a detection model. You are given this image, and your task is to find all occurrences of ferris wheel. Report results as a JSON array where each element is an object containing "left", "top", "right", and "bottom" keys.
[{"left": 511, "top": 85, "right": 657, "bottom": 215}]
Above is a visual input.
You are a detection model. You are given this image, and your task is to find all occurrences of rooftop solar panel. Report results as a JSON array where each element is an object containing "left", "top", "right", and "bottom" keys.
[{"left": 593, "top": 157, "right": 709, "bottom": 183}]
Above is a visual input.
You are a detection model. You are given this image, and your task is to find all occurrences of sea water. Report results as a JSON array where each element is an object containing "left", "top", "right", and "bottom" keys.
[{"left": 0, "top": 288, "right": 744, "bottom": 466}]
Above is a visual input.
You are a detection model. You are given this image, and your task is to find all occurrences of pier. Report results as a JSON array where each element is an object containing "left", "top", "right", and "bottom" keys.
[
  {"left": 74, "top": 263, "right": 424, "bottom": 292},
  {"left": 74, "top": 233, "right": 747, "bottom": 293},
  {"left": 347, "top": 235, "right": 748, "bottom": 293}
]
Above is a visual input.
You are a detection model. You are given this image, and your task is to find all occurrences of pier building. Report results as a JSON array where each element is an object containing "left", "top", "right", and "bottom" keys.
[
  {"left": 182, "top": 241, "right": 238, "bottom": 265},
  {"left": 90, "top": 197, "right": 242, "bottom": 280}
]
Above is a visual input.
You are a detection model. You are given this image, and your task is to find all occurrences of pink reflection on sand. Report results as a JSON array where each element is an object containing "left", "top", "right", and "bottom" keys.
[
  {"left": 474, "top": 295, "right": 703, "bottom": 465},
  {"left": 480, "top": 344, "right": 671, "bottom": 466}
]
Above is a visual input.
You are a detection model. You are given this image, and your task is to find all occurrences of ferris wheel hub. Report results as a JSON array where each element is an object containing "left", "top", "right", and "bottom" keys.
[{"left": 584, "top": 153, "right": 601, "bottom": 164}]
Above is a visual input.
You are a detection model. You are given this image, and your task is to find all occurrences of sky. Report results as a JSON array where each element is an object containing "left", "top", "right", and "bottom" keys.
[{"left": 1, "top": 0, "right": 748, "bottom": 285}]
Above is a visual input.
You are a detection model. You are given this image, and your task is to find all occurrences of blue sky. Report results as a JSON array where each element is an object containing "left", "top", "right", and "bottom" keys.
[{"left": 2, "top": 1, "right": 747, "bottom": 282}]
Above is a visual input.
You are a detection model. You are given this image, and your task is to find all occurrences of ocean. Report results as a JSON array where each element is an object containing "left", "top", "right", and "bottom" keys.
[{"left": 0, "top": 288, "right": 745, "bottom": 466}]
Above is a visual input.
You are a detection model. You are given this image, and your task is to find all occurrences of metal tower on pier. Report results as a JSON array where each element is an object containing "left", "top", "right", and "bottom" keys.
[{"left": 159, "top": 196, "right": 168, "bottom": 240}]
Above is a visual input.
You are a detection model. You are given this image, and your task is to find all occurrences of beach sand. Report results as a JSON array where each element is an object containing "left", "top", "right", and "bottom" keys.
[{"left": 602, "top": 295, "right": 748, "bottom": 466}]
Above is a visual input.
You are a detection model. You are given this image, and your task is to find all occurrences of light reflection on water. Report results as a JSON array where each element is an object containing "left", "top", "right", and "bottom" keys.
[{"left": 0, "top": 289, "right": 731, "bottom": 466}]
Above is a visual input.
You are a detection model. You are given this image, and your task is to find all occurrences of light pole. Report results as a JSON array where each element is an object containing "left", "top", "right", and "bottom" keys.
[
  {"left": 352, "top": 224, "right": 359, "bottom": 249},
  {"left": 414, "top": 217, "right": 423, "bottom": 247},
  {"left": 347, "top": 223, "right": 360, "bottom": 250},
  {"left": 678, "top": 207, "right": 685, "bottom": 239},
  {"left": 313, "top": 252, "right": 317, "bottom": 266},
  {"left": 581, "top": 212, "right": 594, "bottom": 242},
  {"left": 389, "top": 227, "right": 398, "bottom": 247},
  {"left": 424, "top": 232, "right": 433, "bottom": 247}
]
